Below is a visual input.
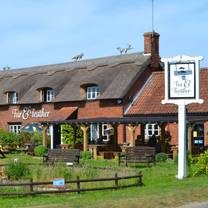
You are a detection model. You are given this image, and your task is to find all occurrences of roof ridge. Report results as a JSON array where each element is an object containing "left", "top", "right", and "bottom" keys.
[{"left": 0, "top": 52, "right": 144, "bottom": 75}]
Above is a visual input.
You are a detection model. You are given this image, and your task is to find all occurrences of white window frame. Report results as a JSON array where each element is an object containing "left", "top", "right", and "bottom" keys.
[
  {"left": 9, "top": 124, "right": 21, "bottom": 134},
  {"left": 87, "top": 86, "right": 100, "bottom": 100},
  {"left": 46, "top": 89, "right": 54, "bottom": 102},
  {"left": 102, "top": 124, "right": 108, "bottom": 136},
  {"left": 41, "top": 89, "right": 54, "bottom": 102},
  {"left": 90, "top": 124, "right": 100, "bottom": 141},
  {"left": 8, "top": 92, "right": 18, "bottom": 104},
  {"left": 145, "top": 123, "right": 161, "bottom": 138}
]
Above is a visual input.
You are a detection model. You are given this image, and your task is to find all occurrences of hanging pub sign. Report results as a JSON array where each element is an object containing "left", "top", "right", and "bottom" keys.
[
  {"left": 161, "top": 55, "right": 203, "bottom": 180},
  {"left": 168, "top": 62, "right": 195, "bottom": 99},
  {"left": 162, "top": 55, "right": 203, "bottom": 104}
]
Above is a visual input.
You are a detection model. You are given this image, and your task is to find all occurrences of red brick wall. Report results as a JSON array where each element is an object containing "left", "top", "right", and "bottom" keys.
[
  {"left": 0, "top": 104, "right": 56, "bottom": 129},
  {"left": 166, "top": 123, "right": 178, "bottom": 145},
  {"left": 78, "top": 100, "right": 123, "bottom": 119},
  {"left": 204, "top": 122, "right": 208, "bottom": 145},
  {"left": 0, "top": 99, "right": 123, "bottom": 126}
]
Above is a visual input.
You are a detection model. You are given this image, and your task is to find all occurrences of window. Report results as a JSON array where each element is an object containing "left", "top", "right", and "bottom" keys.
[
  {"left": 145, "top": 123, "right": 160, "bottom": 138},
  {"left": 87, "top": 86, "right": 100, "bottom": 100},
  {"left": 41, "top": 89, "right": 54, "bottom": 102},
  {"left": 102, "top": 124, "right": 108, "bottom": 136},
  {"left": 8, "top": 124, "right": 21, "bottom": 134},
  {"left": 7, "top": 92, "right": 18, "bottom": 104},
  {"left": 90, "top": 124, "right": 100, "bottom": 141}
]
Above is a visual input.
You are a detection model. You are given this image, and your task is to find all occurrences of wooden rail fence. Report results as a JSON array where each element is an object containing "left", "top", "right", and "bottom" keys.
[{"left": 0, "top": 172, "right": 143, "bottom": 196}]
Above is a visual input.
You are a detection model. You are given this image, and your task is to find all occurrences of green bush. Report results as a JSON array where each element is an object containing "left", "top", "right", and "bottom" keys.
[
  {"left": 193, "top": 151, "right": 208, "bottom": 176},
  {"left": 34, "top": 145, "right": 48, "bottom": 157},
  {"left": 156, "top": 153, "right": 168, "bottom": 162},
  {"left": 61, "top": 124, "right": 83, "bottom": 147},
  {"left": 5, "top": 161, "right": 31, "bottom": 180},
  {"left": 80, "top": 151, "right": 92, "bottom": 160},
  {"left": 0, "top": 129, "right": 25, "bottom": 149}
]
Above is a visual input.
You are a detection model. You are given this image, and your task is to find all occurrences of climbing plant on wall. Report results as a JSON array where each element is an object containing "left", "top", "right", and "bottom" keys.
[{"left": 61, "top": 124, "right": 83, "bottom": 147}]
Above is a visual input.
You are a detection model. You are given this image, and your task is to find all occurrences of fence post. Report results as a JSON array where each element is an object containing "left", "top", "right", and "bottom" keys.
[
  {"left": 77, "top": 176, "right": 80, "bottom": 194},
  {"left": 138, "top": 171, "right": 143, "bottom": 185},
  {"left": 29, "top": 178, "right": 33, "bottom": 192},
  {"left": 115, "top": 173, "right": 119, "bottom": 189}
]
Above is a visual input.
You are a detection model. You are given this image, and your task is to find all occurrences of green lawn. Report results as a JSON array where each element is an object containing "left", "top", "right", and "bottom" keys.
[{"left": 0, "top": 155, "right": 208, "bottom": 208}]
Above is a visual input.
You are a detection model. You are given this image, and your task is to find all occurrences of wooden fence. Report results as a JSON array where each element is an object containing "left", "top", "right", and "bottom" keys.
[{"left": 0, "top": 172, "right": 143, "bottom": 196}]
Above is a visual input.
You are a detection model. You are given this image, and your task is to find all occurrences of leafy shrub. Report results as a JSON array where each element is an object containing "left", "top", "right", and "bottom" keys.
[
  {"left": 30, "top": 133, "right": 43, "bottom": 145},
  {"left": 34, "top": 145, "right": 48, "bottom": 157},
  {"left": 61, "top": 124, "right": 83, "bottom": 147},
  {"left": 0, "top": 129, "right": 25, "bottom": 149},
  {"left": 193, "top": 151, "right": 208, "bottom": 176},
  {"left": 5, "top": 161, "right": 31, "bottom": 180},
  {"left": 80, "top": 151, "right": 92, "bottom": 160},
  {"left": 156, "top": 153, "right": 168, "bottom": 162}
]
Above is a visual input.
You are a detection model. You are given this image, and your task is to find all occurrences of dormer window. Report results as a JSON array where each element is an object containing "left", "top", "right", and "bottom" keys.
[
  {"left": 87, "top": 86, "right": 100, "bottom": 100},
  {"left": 7, "top": 92, "right": 18, "bottom": 104},
  {"left": 41, "top": 88, "right": 54, "bottom": 102}
]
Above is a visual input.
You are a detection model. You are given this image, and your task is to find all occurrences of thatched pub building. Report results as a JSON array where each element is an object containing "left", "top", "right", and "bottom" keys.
[{"left": 0, "top": 32, "right": 207, "bottom": 156}]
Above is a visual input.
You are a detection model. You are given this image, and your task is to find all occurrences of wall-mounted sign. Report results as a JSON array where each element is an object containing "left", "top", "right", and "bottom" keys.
[
  {"left": 53, "top": 178, "right": 65, "bottom": 188},
  {"left": 12, "top": 106, "right": 50, "bottom": 120},
  {"left": 168, "top": 63, "right": 195, "bottom": 99}
]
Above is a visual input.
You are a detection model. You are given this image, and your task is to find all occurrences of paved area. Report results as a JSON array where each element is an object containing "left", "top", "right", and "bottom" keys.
[{"left": 179, "top": 202, "right": 208, "bottom": 208}]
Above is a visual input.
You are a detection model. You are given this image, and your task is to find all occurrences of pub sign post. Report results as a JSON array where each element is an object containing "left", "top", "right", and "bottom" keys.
[{"left": 161, "top": 55, "right": 203, "bottom": 180}]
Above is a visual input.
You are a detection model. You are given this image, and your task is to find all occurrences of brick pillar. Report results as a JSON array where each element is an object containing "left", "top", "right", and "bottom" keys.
[
  {"left": 42, "top": 126, "right": 48, "bottom": 147},
  {"left": 81, "top": 125, "right": 89, "bottom": 152},
  {"left": 127, "top": 125, "right": 136, "bottom": 147}
]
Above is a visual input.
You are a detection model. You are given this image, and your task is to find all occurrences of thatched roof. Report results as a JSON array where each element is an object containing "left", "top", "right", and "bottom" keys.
[{"left": 0, "top": 52, "right": 150, "bottom": 105}]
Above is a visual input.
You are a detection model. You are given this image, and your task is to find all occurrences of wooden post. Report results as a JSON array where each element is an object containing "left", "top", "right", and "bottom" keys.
[
  {"left": 29, "top": 178, "right": 33, "bottom": 192},
  {"left": 42, "top": 126, "right": 48, "bottom": 147},
  {"left": 71, "top": 124, "right": 76, "bottom": 149},
  {"left": 112, "top": 124, "right": 118, "bottom": 151},
  {"left": 92, "top": 146, "right": 97, "bottom": 160},
  {"left": 115, "top": 173, "right": 119, "bottom": 189},
  {"left": 138, "top": 171, "right": 142, "bottom": 185},
  {"left": 76, "top": 176, "right": 81, "bottom": 194},
  {"left": 140, "top": 124, "right": 145, "bottom": 144},
  {"left": 127, "top": 125, "right": 136, "bottom": 147},
  {"left": 187, "top": 124, "right": 192, "bottom": 153},
  {"left": 159, "top": 123, "right": 166, "bottom": 152},
  {"left": 81, "top": 125, "right": 89, "bottom": 152}
]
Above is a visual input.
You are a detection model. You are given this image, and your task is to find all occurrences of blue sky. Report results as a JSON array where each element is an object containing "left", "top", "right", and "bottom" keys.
[{"left": 0, "top": 0, "right": 208, "bottom": 69}]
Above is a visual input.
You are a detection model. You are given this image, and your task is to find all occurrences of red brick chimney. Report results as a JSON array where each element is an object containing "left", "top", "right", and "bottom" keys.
[{"left": 144, "top": 32, "right": 160, "bottom": 71}]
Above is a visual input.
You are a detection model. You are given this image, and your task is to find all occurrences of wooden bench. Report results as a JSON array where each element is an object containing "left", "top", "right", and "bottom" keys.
[
  {"left": 43, "top": 149, "right": 80, "bottom": 165},
  {"left": 118, "top": 146, "right": 156, "bottom": 166}
]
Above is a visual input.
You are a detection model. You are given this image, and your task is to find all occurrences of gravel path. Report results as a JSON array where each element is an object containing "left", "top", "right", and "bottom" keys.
[{"left": 178, "top": 202, "right": 208, "bottom": 208}]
